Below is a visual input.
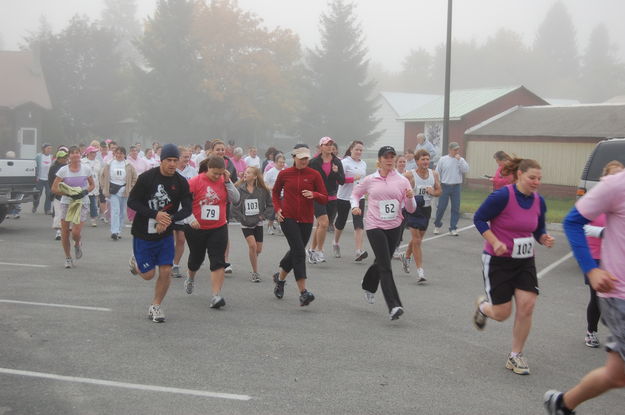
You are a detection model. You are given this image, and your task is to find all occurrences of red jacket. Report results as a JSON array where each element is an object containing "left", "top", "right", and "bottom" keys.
[{"left": 272, "top": 166, "right": 327, "bottom": 223}]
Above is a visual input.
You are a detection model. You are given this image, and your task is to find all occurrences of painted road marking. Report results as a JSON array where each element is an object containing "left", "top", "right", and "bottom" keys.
[
  {"left": 0, "top": 262, "right": 48, "bottom": 268},
  {"left": 398, "top": 224, "right": 476, "bottom": 250},
  {"left": 0, "top": 368, "right": 252, "bottom": 401},
  {"left": 537, "top": 252, "right": 573, "bottom": 279},
  {"left": 0, "top": 299, "right": 112, "bottom": 312}
]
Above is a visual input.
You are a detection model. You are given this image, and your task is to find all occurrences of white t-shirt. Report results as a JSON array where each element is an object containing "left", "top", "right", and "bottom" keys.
[
  {"left": 177, "top": 164, "right": 198, "bottom": 181},
  {"left": 263, "top": 166, "right": 283, "bottom": 189},
  {"left": 38, "top": 154, "right": 52, "bottom": 180},
  {"left": 82, "top": 158, "right": 101, "bottom": 196},
  {"left": 244, "top": 155, "right": 261, "bottom": 168},
  {"left": 56, "top": 164, "right": 91, "bottom": 205},
  {"left": 109, "top": 160, "right": 128, "bottom": 194},
  {"left": 337, "top": 157, "right": 367, "bottom": 201},
  {"left": 411, "top": 168, "right": 435, "bottom": 207}
]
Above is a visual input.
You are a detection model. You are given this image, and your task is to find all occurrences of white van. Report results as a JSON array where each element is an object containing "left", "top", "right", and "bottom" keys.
[{"left": 577, "top": 138, "right": 625, "bottom": 198}]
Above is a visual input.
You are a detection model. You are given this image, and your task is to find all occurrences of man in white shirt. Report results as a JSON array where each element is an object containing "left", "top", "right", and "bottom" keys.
[
  {"left": 415, "top": 133, "right": 437, "bottom": 166},
  {"left": 244, "top": 147, "right": 261, "bottom": 168},
  {"left": 433, "top": 142, "right": 469, "bottom": 236},
  {"left": 33, "top": 143, "right": 53, "bottom": 214}
]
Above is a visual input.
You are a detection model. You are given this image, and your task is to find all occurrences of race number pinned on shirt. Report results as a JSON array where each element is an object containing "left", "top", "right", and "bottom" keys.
[
  {"left": 201, "top": 204, "right": 220, "bottom": 221},
  {"left": 245, "top": 199, "right": 259, "bottom": 216},
  {"left": 512, "top": 237, "right": 534, "bottom": 258},
  {"left": 114, "top": 168, "right": 124, "bottom": 178},
  {"left": 379, "top": 199, "right": 399, "bottom": 220},
  {"left": 416, "top": 186, "right": 427, "bottom": 196},
  {"left": 148, "top": 218, "right": 158, "bottom": 234}
]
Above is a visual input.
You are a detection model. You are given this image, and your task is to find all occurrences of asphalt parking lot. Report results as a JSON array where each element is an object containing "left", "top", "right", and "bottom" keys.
[{"left": 1, "top": 205, "right": 624, "bottom": 414}]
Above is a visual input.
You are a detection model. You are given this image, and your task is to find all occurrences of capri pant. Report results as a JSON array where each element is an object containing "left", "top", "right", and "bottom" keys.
[
  {"left": 184, "top": 225, "right": 228, "bottom": 272},
  {"left": 279, "top": 218, "right": 313, "bottom": 281},
  {"left": 335, "top": 199, "right": 365, "bottom": 230}
]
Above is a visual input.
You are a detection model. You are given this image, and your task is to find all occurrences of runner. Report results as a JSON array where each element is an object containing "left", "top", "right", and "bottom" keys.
[
  {"left": 272, "top": 144, "right": 327, "bottom": 306},
  {"left": 49, "top": 147, "right": 68, "bottom": 240},
  {"left": 183, "top": 156, "right": 240, "bottom": 308},
  {"left": 81, "top": 146, "right": 101, "bottom": 227},
  {"left": 100, "top": 147, "right": 138, "bottom": 240},
  {"left": 127, "top": 144, "right": 192, "bottom": 323},
  {"left": 172, "top": 146, "right": 198, "bottom": 279},
  {"left": 544, "top": 166, "right": 625, "bottom": 414},
  {"left": 333, "top": 140, "right": 368, "bottom": 262},
  {"left": 489, "top": 150, "right": 513, "bottom": 191},
  {"left": 263, "top": 154, "right": 286, "bottom": 235},
  {"left": 579, "top": 161, "right": 623, "bottom": 348},
  {"left": 308, "top": 136, "right": 345, "bottom": 264},
  {"left": 393, "top": 154, "right": 408, "bottom": 258},
  {"left": 472, "top": 158, "right": 555, "bottom": 375},
  {"left": 351, "top": 146, "right": 416, "bottom": 320},
  {"left": 51, "top": 146, "right": 95, "bottom": 268},
  {"left": 232, "top": 166, "right": 273, "bottom": 282},
  {"left": 211, "top": 139, "right": 237, "bottom": 274},
  {"left": 399, "top": 149, "right": 441, "bottom": 282}
]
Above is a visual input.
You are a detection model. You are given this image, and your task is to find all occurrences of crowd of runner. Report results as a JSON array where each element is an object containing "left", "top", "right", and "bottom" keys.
[{"left": 27, "top": 134, "right": 625, "bottom": 414}]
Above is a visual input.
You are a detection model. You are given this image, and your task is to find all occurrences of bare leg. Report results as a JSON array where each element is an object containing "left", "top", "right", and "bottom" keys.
[
  {"left": 334, "top": 228, "right": 343, "bottom": 245},
  {"left": 296, "top": 278, "right": 306, "bottom": 292},
  {"left": 511, "top": 289, "right": 537, "bottom": 353},
  {"left": 481, "top": 301, "right": 513, "bottom": 322},
  {"left": 60, "top": 220, "right": 72, "bottom": 258},
  {"left": 355, "top": 228, "right": 364, "bottom": 252},
  {"left": 211, "top": 268, "right": 225, "bottom": 295},
  {"left": 245, "top": 235, "right": 258, "bottom": 273},
  {"left": 173, "top": 230, "right": 185, "bottom": 265},
  {"left": 409, "top": 229, "right": 425, "bottom": 268},
  {"left": 152, "top": 265, "right": 172, "bottom": 305},
  {"left": 314, "top": 214, "right": 329, "bottom": 253}
]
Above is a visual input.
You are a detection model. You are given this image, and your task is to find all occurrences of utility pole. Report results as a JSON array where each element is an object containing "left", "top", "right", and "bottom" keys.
[{"left": 442, "top": 0, "right": 453, "bottom": 152}]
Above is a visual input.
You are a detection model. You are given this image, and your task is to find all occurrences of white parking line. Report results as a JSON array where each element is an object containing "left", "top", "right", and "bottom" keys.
[
  {"left": 0, "top": 299, "right": 112, "bottom": 312},
  {"left": 537, "top": 252, "right": 573, "bottom": 279},
  {"left": 0, "top": 262, "right": 48, "bottom": 268},
  {"left": 397, "top": 224, "right": 476, "bottom": 250},
  {"left": 0, "top": 368, "right": 252, "bottom": 401}
]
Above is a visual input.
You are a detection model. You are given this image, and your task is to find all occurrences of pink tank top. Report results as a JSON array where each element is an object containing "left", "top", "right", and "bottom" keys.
[{"left": 485, "top": 184, "right": 540, "bottom": 258}]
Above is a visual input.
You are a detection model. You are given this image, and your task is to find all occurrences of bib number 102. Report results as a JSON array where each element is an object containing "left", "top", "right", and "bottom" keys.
[{"left": 512, "top": 237, "right": 534, "bottom": 259}]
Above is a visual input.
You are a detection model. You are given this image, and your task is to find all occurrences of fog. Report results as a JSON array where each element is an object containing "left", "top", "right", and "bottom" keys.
[{"left": 2, "top": 0, "right": 625, "bottom": 71}]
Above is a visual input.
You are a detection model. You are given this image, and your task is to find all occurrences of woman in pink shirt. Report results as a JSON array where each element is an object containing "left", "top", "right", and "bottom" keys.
[
  {"left": 490, "top": 151, "right": 514, "bottom": 191},
  {"left": 351, "top": 146, "right": 416, "bottom": 321},
  {"left": 582, "top": 160, "right": 624, "bottom": 348}
]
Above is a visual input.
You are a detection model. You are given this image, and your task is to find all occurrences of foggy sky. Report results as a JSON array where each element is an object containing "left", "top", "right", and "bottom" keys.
[{"left": 1, "top": 0, "right": 624, "bottom": 72}]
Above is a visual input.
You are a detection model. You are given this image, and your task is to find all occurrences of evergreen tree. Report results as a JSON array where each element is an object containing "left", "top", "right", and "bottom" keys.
[
  {"left": 580, "top": 23, "right": 625, "bottom": 102},
  {"left": 135, "top": 0, "right": 208, "bottom": 143},
  {"left": 300, "top": 0, "right": 380, "bottom": 146},
  {"left": 100, "top": 0, "right": 143, "bottom": 66}
]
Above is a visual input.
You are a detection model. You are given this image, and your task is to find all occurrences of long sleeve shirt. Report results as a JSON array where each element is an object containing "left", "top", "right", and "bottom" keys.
[
  {"left": 351, "top": 169, "right": 416, "bottom": 230},
  {"left": 436, "top": 155, "right": 469, "bottom": 185},
  {"left": 272, "top": 166, "right": 327, "bottom": 223}
]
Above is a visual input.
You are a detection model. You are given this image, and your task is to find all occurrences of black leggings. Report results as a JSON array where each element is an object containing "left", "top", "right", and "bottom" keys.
[
  {"left": 587, "top": 285, "right": 600, "bottom": 333},
  {"left": 279, "top": 218, "right": 313, "bottom": 281},
  {"left": 184, "top": 225, "right": 228, "bottom": 272},
  {"left": 335, "top": 199, "right": 365, "bottom": 230},
  {"left": 363, "top": 227, "right": 403, "bottom": 312}
]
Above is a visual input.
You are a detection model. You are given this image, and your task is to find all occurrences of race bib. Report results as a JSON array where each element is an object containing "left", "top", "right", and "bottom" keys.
[
  {"left": 148, "top": 218, "right": 158, "bottom": 234},
  {"left": 379, "top": 199, "right": 399, "bottom": 220},
  {"left": 201, "top": 204, "right": 220, "bottom": 221},
  {"left": 512, "top": 237, "right": 534, "bottom": 259},
  {"left": 245, "top": 199, "right": 260, "bottom": 216},
  {"left": 114, "top": 168, "right": 124, "bottom": 178},
  {"left": 416, "top": 186, "right": 427, "bottom": 196}
]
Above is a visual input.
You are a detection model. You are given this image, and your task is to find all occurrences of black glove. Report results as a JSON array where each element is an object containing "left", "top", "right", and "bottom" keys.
[
  {"left": 70, "top": 190, "right": 89, "bottom": 200},
  {"left": 414, "top": 195, "right": 425, "bottom": 208}
]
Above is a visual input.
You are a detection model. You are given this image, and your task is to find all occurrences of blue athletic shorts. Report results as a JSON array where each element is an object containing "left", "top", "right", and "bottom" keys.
[{"left": 133, "top": 235, "right": 175, "bottom": 274}]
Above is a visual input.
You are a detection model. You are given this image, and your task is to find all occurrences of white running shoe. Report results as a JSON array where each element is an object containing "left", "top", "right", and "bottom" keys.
[
  {"left": 74, "top": 242, "right": 83, "bottom": 260},
  {"left": 64, "top": 257, "right": 73, "bottom": 269},
  {"left": 333, "top": 244, "right": 341, "bottom": 258},
  {"left": 267, "top": 224, "right": 275, "bottom": 235},
  {"left": 90, "top": 219, "right": 97, "bottom": 227},
  {"left": 315, "top": 250, "right": 326, "bottom": 263},
  {"left": 392, "top": 249, "right": 401, "bottom": 259},
  {"left": 209, "top": 295, "right": 226, "bottom": 309},
  {"left": 224, "top": 265, "right": 233, "bottom": 274},
  {"left": 390, "top": 306, "right": 404, "bottom": 320},
  {"left": 148, "top": 304, "right": 165, "bottom": 323},
  {"left": 249, "top": 272, "right": 261, "bottom": 283},
  {"left": 307, "top": 249, "right": 317, "bottom": 264},
  {"left": 55, "top": 229, "right": 61, "bottom": 240},
  {"left": 184, "top": 277, "right": 194, "bottom": 294},
  {"left": 129, "top": 256, "right": 138, "bottom": 275},
  {"left": 416, "top": 268, "right": 427, "bottom": 284},
  {"left": 450, "top": 229, "right": 459, "bottom": 236},
  {"left": 433, "top": 227, "right": 441, "bottom": 235},
  {"left": 363, "top": 290, "right": 375, "bottom": 304},
  {"left": 399, "top": 252, "right": 410, "bottom": 274}
]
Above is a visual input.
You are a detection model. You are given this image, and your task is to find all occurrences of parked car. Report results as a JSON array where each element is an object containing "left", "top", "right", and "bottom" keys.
[
  {"left": 577, "top": 137, "right": 625, "bottom": 198},
  {"left": 0, "top": 158, "right": 37, "bottom": 223}
]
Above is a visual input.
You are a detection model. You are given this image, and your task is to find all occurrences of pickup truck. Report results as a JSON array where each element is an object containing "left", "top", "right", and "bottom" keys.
[{"left": 0, "top": 158, "right": 37, "bottom": 224}]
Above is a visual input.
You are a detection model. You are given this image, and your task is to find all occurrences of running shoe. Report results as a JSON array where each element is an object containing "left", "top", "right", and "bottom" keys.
[
  {"left": 399, "top": 252, "right": 410, "bottom": 274},
  {"left": 333, "top": 244, "right": 341, "bottom": 258},
  {"left": 306, "top": 249, "right": 317, "bottom": 264},
  {"left": 148, "top": 304, "right": 165, "bottom": 323},
  {"left": 91, "top": 219, "right": 97, "bottom": 227},
  {"left": 116, "top": 234, "right": 122, "bottom": 239},
  {"left": 473, "top": 295, "right": 488, "bottom": 330},
  {"left": 390, "top": 306, "right": 404, "bottom": 320},
  {"left": 74, "top": 243, "right": 83, "bottom": 260},
  {"left": 276, "top": 226, "right": 283, "bottom": 236},
  {"left": 585, "top": 331, "right": 600, "bottom": 348},
  {"left": 184, "top": 277, "right": 194, "bottom": 294},
  {"left": 224, "top": 264, "right": 233, "bottom": 274},
  {"left": 433, "top": 227, "right": 441, "bottom": 235},
  {"left": 273, "top": 272, "right": 285, "bottom": 299},
  {"left": 171, "top": 265, "right": 183, "bottom": 279},
  {"left": 209, "top": 295, "right": 226, "bottom": 309},
  {"left": 354, "top": 250, "right": 368, "bottom": 262},
  {"left": 129, "top": 256, "right": 138, "bottom": 276},
  {"left": 249, "top": 272, "right": 261, "bottom": 283},
  {"left": 55, "top": 229, "right": 61, "bottom": 240},
  {"left": 416, "top": 268, "right": 427, "bottom": 284},
  {"left": 111, "top": 233, "right": 118, "bottom": 241},
  {"left": 392, "top": 249, "right": 401, "bottom": 259},
  {"left": 543, "top": 390, "right": 575, "bottom": 414},
  {"left": 450, "top": 229, "right": 459, "bottom": 236},
  {"left": 267, "top": 224, "right": 275, "bottom": 235},
  {"left": 315, "top": 251, "right": 326, "bottom": 263},
  {"left": 32, "top": 206, "right": 37, "bottom": 214},
  {"left": 506, "top": 353, "right": 530, "bottom": 375},
  {"left": 299, "top": 290, "right": 315, "bottom": 306},
  {"left": 64, "top": 257, "right": 73, "bottom": 269},
  {"left": 363, "top": 290, "right": 375, "bottom": 304}
]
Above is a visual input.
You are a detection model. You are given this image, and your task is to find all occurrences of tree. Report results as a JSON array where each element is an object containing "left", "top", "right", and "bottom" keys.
[
  {"left": 26, "top": 15, "right": 130, "bottom": 141},
  {"left": 100, "top": 0, "right": 143, "bottom": 66},
  {"left": 531, "top": 1, "right": 580, "bottom": 97},
  {"left": 135, "top": 0, "right": 208, "bottom": 143},
  {"left": 193, "top": 0, "right": 303, "bottom": 144},
  {"left": 397, "top": 48, "right": 434, "bottom": 93},
  {"left": 300, "top": 0, "right": 380, "bottom": 146},
  {"left": 580, "top": 23, "right": 625, "bottom": 102}
]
